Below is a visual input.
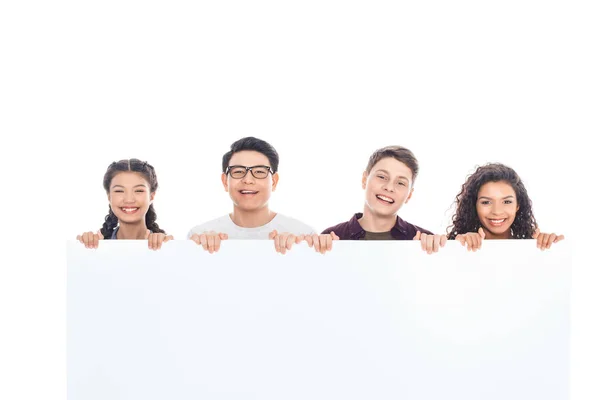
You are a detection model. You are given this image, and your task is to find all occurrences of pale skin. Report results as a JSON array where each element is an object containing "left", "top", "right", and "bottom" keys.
[
  {"left": 317, "top": 157, "right": 445, "bottom": 254},
  {"left": 76, "top": 171, "right": 173, "bottom": 250},
  {"left": 190, "top": 150, "right": 305, "bottom": 254},
  {"left": 456, "top": 181, "right": 564, "bottom": 251}
]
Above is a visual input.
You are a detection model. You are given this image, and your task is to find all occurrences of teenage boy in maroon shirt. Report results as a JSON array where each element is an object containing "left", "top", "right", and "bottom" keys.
[{"left": 306, "top": 146, "right": 446, "bottom": 254}]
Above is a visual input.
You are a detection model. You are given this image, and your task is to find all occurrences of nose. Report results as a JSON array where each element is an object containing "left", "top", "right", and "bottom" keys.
[
  {"left": 124, "top": 191, "right": 135, "bottom": 203},
  {"left": 491, "top": 202, "right": 502, "bottom": 215},
  {"left": 242, "top": 171, "right": 256, "bottom": 184},
  {"left": 383, "top": 180, "right": 395, "bottom": 192}
]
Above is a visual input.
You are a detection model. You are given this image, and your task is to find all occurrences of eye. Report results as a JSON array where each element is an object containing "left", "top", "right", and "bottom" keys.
[
  {"left": 480, "top": 200, "right": 491, "bottom": 205},
  {"left": 397, "top": 181, "right": 406, "bottom": 187},
  {"left": 503, "top": 200, "right": 513, "bottom": 204},
  {"left": 377, "top": 175, "right": 387, "bottom": 180},
  {"left": 135, "top": 190, "right": 146, "bottom": 193},
  {"left": 114, "top": 190, "right": 124, "bottom": 193}
]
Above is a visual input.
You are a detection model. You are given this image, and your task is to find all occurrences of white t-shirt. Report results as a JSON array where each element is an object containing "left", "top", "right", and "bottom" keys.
[{"left": 187, "top": 213, "right": 316, "bottom": 240}]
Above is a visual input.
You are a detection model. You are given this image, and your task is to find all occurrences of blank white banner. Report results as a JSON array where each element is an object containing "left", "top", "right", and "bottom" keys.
[{"left": 67, "top": 240, "right": 570, "bottom": 400}]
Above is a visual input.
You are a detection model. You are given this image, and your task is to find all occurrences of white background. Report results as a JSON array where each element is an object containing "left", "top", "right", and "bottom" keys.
[{"left": 0, "top": 1, "right": 597, "bottom": 399}]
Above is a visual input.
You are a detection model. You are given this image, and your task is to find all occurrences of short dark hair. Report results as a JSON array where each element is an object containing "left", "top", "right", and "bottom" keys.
[
  {"left": 222, "top": 137, "right": 280, "bottom": 173},
  {"left": 365, "top": 146, "right": 419, "bottom": 183}
]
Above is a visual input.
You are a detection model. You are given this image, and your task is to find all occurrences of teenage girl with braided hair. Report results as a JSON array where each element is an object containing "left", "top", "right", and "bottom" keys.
[
  {"left": 447, "top": 163, "right": 564, "bottom": 251},
  {"left": 76, "top": 159, "right": 173, "bottom": 250}
]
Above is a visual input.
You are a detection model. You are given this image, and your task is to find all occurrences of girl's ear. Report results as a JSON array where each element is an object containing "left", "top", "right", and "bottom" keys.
[{"left": 150, "top": 192, "right": 156, "bottom": 203}]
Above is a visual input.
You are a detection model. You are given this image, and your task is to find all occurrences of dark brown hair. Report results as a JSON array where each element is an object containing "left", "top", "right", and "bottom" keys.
[
  {"left": 100, "top": 159, "right": 165, "bottom": 238},
  {"left": 447, "top": 163, "right": 537, "bottom": 239},
  {"left": 365, "top": 146, "right": 419, "bottom": 183}
]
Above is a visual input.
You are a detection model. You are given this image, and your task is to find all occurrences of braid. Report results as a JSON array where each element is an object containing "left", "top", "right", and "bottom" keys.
[
  {"left": 145, "top": 204, "right": 166, "bottom": 234},
  {"left": 100, "top": 207, "right": 119, "bottom": 238}
]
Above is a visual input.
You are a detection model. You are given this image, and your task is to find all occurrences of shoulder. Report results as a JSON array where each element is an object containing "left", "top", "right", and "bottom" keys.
[
  {"left": 272, "top": 214, "right": 316, "bottom": 235},
  {"left": 321, "top": 213, "right": 363, "bottom": 239},
  {"left": 187, "top": 215, "right": 231, "bottom": 238},
  {"left": 406, "top": 222, "right": 433, "bottom": 236},
  {"left": 321, "top": 220, "right": 350, "bottom": 236},
  {"left": 395, "top": 217, "right": 433, "bottom": 237}
]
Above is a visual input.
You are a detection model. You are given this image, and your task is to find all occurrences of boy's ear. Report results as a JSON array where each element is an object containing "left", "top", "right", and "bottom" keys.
[
  {"left": 405, "top": 187, "right": 414, "bottom": 204},
  {"left": 362, "top": 171, "right": 368, "bottom": 190},
  {"left": 272, "top": 172, "right": 279, "bottom": 191},
  {"left": 221, "top": 173, "right": 228, "bottom": 191}
]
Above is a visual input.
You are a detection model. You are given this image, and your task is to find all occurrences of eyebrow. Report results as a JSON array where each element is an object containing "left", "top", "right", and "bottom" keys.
[
  {"left": 111, "top": 184, "right": 148, "bottom": 189},
  {"left": 478, "top": 195, "right": 515, "bottom": 200},
  {"left": 375, "top": 170, "right": 409, "bottom": 181},
  {"left": 229, "top": 165, "right": 271, "bottom": 168}
]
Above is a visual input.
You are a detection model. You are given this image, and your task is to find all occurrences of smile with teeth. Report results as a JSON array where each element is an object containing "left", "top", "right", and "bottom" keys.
[
  {"left": 240, "top": 190, "right": 258, "bottom": 195},
  {"left": 376, "top": 194, "right": 394, "bottom": 204},
  {"left": 121, "top": 207, "right": 139, "bottom": 214},
  {"left": 488, "top": 218, "right": 506, "bottom": 226}
]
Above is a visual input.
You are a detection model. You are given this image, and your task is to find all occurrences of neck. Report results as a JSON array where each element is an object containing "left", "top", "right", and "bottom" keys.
[
  {"left": 358, "top": 206, "right": 397, "bottom": 233},
  {"left": 116, "top": 221, "right": 148, "bottom": 239},
  {"left": 230, "top": 205, "right": 276, "bottom": 228}
]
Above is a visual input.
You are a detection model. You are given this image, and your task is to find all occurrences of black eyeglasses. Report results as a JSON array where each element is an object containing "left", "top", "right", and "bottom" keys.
[{"left": 225, "top": 165, "right": 274, "bottom": 179}]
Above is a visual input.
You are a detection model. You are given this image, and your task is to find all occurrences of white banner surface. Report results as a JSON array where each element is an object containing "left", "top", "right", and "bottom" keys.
[{"left": 67, "top": 240, "right": 570, "bottom": 400}]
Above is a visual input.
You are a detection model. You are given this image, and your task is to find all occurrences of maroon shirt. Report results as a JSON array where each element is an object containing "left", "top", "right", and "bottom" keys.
[{"left": 321, "top": 213, "right": 433, "bottom": 240}]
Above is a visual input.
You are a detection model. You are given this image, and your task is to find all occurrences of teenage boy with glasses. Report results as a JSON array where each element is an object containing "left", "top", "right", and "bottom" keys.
[{"left": 188, "top": 137, "right": 315, "bottom": 254}]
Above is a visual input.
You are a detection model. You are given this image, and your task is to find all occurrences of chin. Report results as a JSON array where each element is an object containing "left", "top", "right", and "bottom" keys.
[
  {"left": 373, "top": 208, "right": 399, "bottom": 218},
  {"left": 488, "top": 227, "right": 511, "bottom": 237}
]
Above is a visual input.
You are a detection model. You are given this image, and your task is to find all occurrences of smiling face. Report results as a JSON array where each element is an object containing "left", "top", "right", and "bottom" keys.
[
  {"left": 108, "top": 171, "right": 154, "bottom": 225},
  {"left": 221, "top": 150, "right": 279, "bottom": 212},
  {"left": 476, "top": 180, "right": 519, "bottom": 239},
  {"left": 362, "top": 157, "right": 414, "bottom": 218}
]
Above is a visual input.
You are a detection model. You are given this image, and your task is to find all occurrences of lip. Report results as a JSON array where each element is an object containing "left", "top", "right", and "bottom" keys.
[
  {"left": 120, "top": 207, "right": 140, "bottom": 214},
  {"left": 486, "top": 218, "right": 507, "bottom": 227},
  {"left": 375, "top": 194, "right": 395, "bottom": 205},
  {"left": 239, "top": 190, "right": 259, "bottom": 195}
]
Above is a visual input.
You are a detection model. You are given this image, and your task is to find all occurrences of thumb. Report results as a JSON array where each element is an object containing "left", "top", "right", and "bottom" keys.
[
  {"left": 295, "top": 235, "right": 304, "bottom": 244},
  {"left": 331, "top": 232, "right": 340, "bottom": 240},
  {"left": 478, "top": 227, "right": 486, "bottom": 239},
  {"left": 219, "top": 233, "right": 229, "bottom": 240},
  {"left": 413, "top": 231, "right": 421, "bottom": 240},
  {"left": 145, "top": 229, "right": 151, "bottom": 239},
  {"left": 97, "top": 230, "right": 105, "bottom": 240},
  {"left": 268, "top": 230, "right": 278, "bottom": 239},
  {"left": 532, "top": 228, "right": 540, "bottom": 239}
]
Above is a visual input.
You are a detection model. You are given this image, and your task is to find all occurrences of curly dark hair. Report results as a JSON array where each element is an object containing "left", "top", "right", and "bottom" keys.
[
  {"left": 100, "top": 159, "right": 166, "bottom": 238},
  {"left": 447, "top": 163, "right": 537, "bottom": 239}
]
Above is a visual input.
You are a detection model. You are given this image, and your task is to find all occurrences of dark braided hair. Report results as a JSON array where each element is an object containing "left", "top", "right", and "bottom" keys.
[
  {"left": 100, "top": 159, "right": 166, "bottom": 238},
  {"left": 447, "top": 163, "right": 537, "bottom": 240}
]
